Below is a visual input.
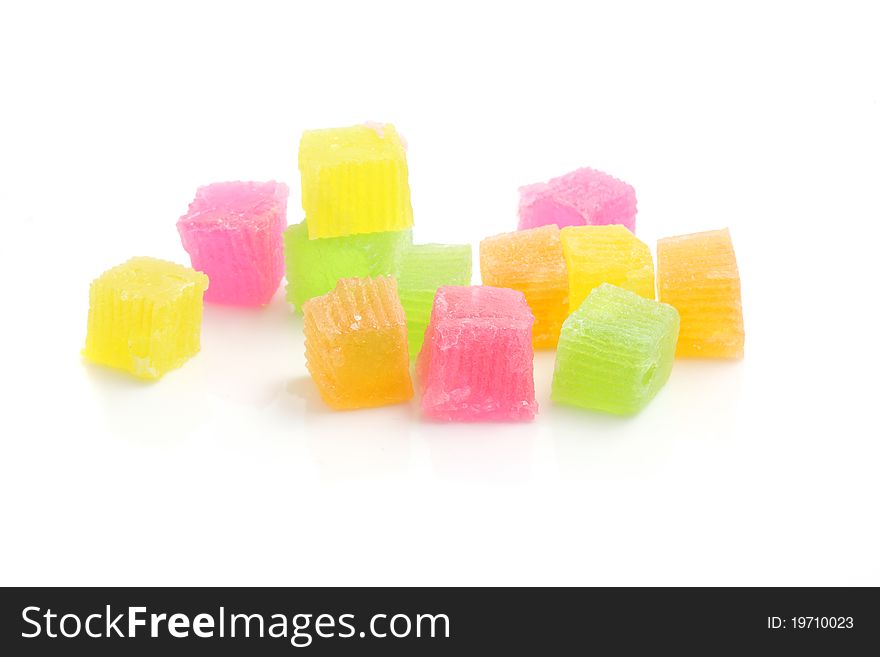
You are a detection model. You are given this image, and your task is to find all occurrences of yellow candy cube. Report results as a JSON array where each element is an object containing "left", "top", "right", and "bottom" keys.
[
  {"left": 83, "top": 257, "right": 209, "bottom": 380},
  {"left": 560, "top": 225, "right": 655, "bottom": 312},
  {"left": 657, "top": 228, "right": 744, "bottom": 359},
  {"left": 299, "top": 123, "right": 413, "bottom": 239}
]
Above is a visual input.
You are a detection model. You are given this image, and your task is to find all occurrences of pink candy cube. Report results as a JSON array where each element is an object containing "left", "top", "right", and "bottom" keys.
[
  {"left": 177, "top": 181, "right": 289, "bottom": 306},
  {"left": 518, "top": 167, "right": 637, "bottom": 233},
  {"left": 416, "top": 286, "right": 537, "bottom": 422}
]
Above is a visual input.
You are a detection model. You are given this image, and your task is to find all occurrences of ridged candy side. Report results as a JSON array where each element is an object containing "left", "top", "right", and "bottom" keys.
[
  {"left": 284, "top": 222, "right": 412, "bottom": 311},
  {"left": 397, "top": 244, "right": 472, "bottom": 358},
  {"left": 551, "top": 284, "right": 679, "bottom": 415},
  {"left": 657, "top": 229, "right": 744, "bottom": 359},
  {"left": 416, "top": 286, "right": 537, "bottom": 421},
  {"left": 480, "top": 225, "right": 568, "bottom": 348},
  {"left": 299, "top": 125, "right": 413, "bottom": 238},
  {"left": 560, "top": 225, "right": 654, "bottom": 312},
  {"left": 303, "top": 277, "right": 413, "bottom": 409},
  {"left": 83, "top": 258, "right": 208, "bottom": 379}
]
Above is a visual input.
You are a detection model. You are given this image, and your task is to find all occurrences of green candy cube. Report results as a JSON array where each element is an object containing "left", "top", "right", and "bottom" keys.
[
  {"left": 552, "top": 283, "right": 680, "bottom": 415},
  {"left": 283, "top": 222, "right": 412, "bottom": 311},
  {"left": 397, "top": 243, "right": 472, "bottom": 358}
]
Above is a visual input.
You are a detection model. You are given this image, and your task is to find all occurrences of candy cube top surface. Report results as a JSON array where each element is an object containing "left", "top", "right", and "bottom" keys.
[
  {"left": 552, "top": 284, "right": 680, "bottom": 415},
  {"left": 91, "top": 257, "right": 209, "bottom": 304},
  {"left": 303, "top": 277, "right": 413, "bottom": 410},
  {"left": 560, "top": 224, "right": 655, "bottom": 311},
  {"left": 427, "top": 285, "right": 534, "bottom": 327},
  {"left": 177, "top": 181, "right": 288, "bottom": 306},
  {"left": 480, "top": 225, "right": 568, "bottom": 348},
  {"left": 417, "top": 286, "right": 537, "bottom": 422},
  {"left": 303, "top": 275, "right": 408, "bottom": 334},
  {"left": 299, "top": 123, "right": 413, "bottom": 239},
  {"left": 283, "top": 221, "right": 412, "bottom": 311},
  {"left": 518, "top": 167, "right": 637, "bottom": 232},
  {"left": 83, "top": 257, "right": 209, "bottom": 380},
  {"left": 398, "top": 243, "right": 472, "bottom": 291},
  {"left": 397, "top": 244, "right": 473, "bottom": 358},
  {"left": 657, "top": 228, "right": 744, "bottom": 359},
  {"left": 179, "top": 181, "right": 288, "bottom": 230}
]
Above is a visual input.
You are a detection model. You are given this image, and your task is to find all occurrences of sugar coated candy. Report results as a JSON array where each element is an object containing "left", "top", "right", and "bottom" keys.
[
  {"left": 480, "top": 225, "right": 568, "bottom": 348},
  {"left": 83, "top": 257, "right": 209, "bottom": 380},
  {"left": 283, "top": 221, "right": 412, "bottom": 311},
  {"left": 177, "top": 181, "right": 288, "bottom": 306},
  {"left": 552, "top": 284, "right": 680, "bottom": 415},
  {"left": 518, "top": 167, "right": 637, "bottom": 232},
  {"left": 416, "top": 286, "right": 537, "bottom": 421},
  {"left": 299, "top": 123, "right": 413, "bottom": 239},
  {"left": 657, "top": 228, "right": 744, "bottom": 358},
  {"left": 397, "top": 244, "right": 473, "bottom": 358},
  {"left": 560, "top": 224, "right": 654, "bottom": 312},
  {"left": 303, "top": 277, "right": 413, "bottom": 410}
]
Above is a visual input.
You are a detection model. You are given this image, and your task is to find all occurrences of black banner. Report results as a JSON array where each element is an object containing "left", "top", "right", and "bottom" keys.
[{"left": 1, "top": 587, "right": 876, "bottom": 654}]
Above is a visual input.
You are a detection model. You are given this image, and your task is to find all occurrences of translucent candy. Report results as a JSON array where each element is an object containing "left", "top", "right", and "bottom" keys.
[
  {"left": 303, "top": 277, "right": 413, "bottom": 409},
  {"left": 177, "top": 181, "right": 288, "bottom": 306},
  {"left": 519, "top": 167, "right": 637, "bottom": 232},
  {"left": 299, "top": 123, "right": 413, "bottom": 238},
  {"left": 552, "top": 284, "right": 679, "bottom": 415},
  {"left": 397, "top": 243, "right": 472, "bottom": 358},
  {"left": 283, "top": 221, "right": 412, "bottom": 311},
  {"left": 480, "top": 225, "right": 568, "bottom": 348},
  {"left": 417, "top": 286, "right": 537, "bottom": 421},
  {"left": 657, "top": 228, "right": 744, "bottom": 359},
  {"left": 560, "top": 224, "right": 655, "bottom": 312},
  {"left": 83, "top": 257, "right": 209, "bottom": 380}
]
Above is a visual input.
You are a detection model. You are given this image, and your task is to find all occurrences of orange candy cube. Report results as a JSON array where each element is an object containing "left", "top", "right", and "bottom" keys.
[
  {"left": 303, "top": 277, "right": 414, "bottom": 409},
  {"left": 657, "top": 228, "right": 744, "bottom": 359},
  {"left": 479, "top": 225, "right": 568, "bottom": 348}
]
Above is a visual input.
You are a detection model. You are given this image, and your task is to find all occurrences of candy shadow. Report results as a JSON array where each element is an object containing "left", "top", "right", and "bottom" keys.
[
  {"left": 549, "top": 358, "right": 745, "bottom": 479},
  {"left": 197, "top": 292, "right": 300, "bottom": 408},
  {"left": 418, "top": 421, "right": 537, "bottom": 484},
  {"left": 284, "top": 375, "right": 336, "bottom": 416},
  {"left": 550, "top": 405, "right": 669, "bottom": 480},
  {"left": 84, "top": 360, "right": 207, "bottom": 446},
  {"left": 83, "top": 358, "right": 159, "bottom": 388},
  {"left": 662, "top": 359, "right": 745, "bottom": 442},
  {"left": 406, "top": 354, "right": 540, "bottom": 483},
  {"left": 284, "top": 376, "right": 416, "bottom": 480}
]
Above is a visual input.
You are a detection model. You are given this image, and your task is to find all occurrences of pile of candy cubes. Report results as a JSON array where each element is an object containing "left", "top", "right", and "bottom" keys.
[{"left": 83, "top": 122, "right": 744, "bottom": 420}]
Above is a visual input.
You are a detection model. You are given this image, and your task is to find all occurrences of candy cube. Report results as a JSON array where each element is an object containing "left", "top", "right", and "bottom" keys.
[
  {"left": 83, "top": 257, "right": 209, "bottom": 380},
  {"left": 303, "top": 277, "right": 413, "bottom": 409},
  {"left": 299, "top": 123, "right": 413, "bottom": 239},
  {"left": 416, "top": 286, "right": 537, "bottom": 421},
  {"left": 283, "top": 221, "right": 412, "bottom": 311},
  {"left": 552, "top": 284, "right": 680, "bottom": 415},
  {"left": 657, "top": 228, "right": 744, "bottom": 358},
  {"left": 397, "top": 243, "right": 473, "bottom": 358},
  {"left": 560, "top": 224, "right": 655, "bottom": 312},
  {"left": 518, "top": 167, "right": 637, "bottom": 232},
  {"left": 480, "top": 225, "right": 568, "bottom": 348},
  {"left": 177, "top": 181, "right": 288, "bottom": 306}
]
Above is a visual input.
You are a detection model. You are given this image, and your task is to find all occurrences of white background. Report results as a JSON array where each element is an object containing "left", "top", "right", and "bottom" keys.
[{"left": 1, "top": 0, "right": 878, "bottom": 586}]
